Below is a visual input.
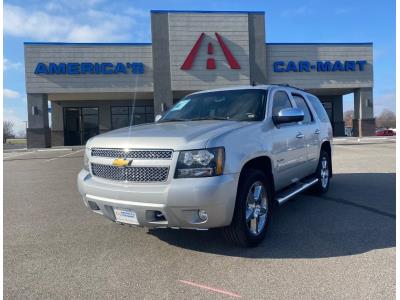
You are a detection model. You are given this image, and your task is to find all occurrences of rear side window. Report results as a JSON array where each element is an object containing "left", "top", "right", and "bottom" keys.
[
  {"left": 292, "top": 94, "right": 313, "bottom": 123},
  {"left": 272, "top": 91, "right": 292, "bottom": 116},
  {"left": 306, "top": 95, "right": 330, "bottom": 123}
]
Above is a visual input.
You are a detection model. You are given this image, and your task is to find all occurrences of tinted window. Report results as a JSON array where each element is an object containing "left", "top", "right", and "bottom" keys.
[
  {"left": 131, "top": 106, "right": 145, "bottom": 114},
  {"left": 82, "top": 107, "right": 98, "bottom": 115},
  {"left": 272, "top": 91, "right": 292, "bottom": 116},
  {"left": 111, "top": 104, "right": 154, "bottom": 129},
  {"left": 292, "top": 94, "right": 313, "bottom": 123},
  {"left": 112, "top": 114, "right": 129, "bottom": 129},
  {"left": 111, "top": 107, "right": 129, "bottom": 115},
  {"left": 306, "top": 95, "right": 330, "bottom": 122}
]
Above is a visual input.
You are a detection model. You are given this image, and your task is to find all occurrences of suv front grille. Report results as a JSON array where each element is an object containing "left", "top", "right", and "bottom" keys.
[
  {"left": 91, "top": 148, "right": 173, "bottom": 160},
  {"left": 91, "top": 163, "right": 169, "bottom": 182}
]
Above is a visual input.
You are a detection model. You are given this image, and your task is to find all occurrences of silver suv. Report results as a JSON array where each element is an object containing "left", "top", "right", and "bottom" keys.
[{"left": 77, "top": 85, "right": 333, "bottom": 247}]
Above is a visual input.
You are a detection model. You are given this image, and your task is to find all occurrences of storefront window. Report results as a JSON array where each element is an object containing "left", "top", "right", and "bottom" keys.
[{"left": 111, "top": 105, "right": 154, "bottom": 129}]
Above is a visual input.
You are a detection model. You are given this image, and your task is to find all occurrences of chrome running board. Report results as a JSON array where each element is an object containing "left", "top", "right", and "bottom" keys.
[{"left": 276, "top": 178, "right": 319, "bottom": 206}]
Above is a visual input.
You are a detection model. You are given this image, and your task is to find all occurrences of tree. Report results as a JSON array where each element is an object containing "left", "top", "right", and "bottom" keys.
[
  {"left": 3, "top": 120, "right": 14, "bottom": 143},
  {"left": 376, "top": 109, "right": 396, "bottom": 129},
  {"left": 343, "top": 110, "right": 354, "bottom": 127}
]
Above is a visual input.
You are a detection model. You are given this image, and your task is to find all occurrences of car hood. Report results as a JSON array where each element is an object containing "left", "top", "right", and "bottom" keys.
[{"left": 87, "top": 120, "right": 252, "bottom": 150}]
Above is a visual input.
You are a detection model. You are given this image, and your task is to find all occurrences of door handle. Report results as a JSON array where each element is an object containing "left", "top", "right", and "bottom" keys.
[
  {"left": 296, "top": 133, "right": 304, "bottom": 139},
  {"left": 315, "top": 129, "right": 321, "bottom": 135}
]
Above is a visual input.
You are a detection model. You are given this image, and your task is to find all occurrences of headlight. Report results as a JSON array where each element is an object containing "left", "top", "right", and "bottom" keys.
[
  {"left": 175, "top": 147, "right": 225, "bottom": 178},
  {"left": 83, "top": 148, "right": 90, "bottom": 171}
]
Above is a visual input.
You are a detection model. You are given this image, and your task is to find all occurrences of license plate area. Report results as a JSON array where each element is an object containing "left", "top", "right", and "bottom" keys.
[{"left": 113, "top": 207, "right": 139, "bottom": 225}]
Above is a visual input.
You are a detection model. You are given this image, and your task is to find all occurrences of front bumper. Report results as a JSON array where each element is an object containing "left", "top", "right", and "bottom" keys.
[{"left": 77, "top": 170, "right": 239, "bottom": 229}]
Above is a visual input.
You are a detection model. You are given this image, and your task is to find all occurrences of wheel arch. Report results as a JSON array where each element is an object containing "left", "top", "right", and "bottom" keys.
[{"left": 238, "top": 156, "right": 275, "bottom": 196}]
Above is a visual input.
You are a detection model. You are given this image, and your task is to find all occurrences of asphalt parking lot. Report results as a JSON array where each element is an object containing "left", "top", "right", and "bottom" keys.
[{"left": 4, "top": 138, "right": 395, "bottom": 299}]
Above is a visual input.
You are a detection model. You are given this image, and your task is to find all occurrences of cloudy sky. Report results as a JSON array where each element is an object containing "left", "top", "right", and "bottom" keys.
[{"left": 3, "top": 0, "right": 396, "bottom": 133}]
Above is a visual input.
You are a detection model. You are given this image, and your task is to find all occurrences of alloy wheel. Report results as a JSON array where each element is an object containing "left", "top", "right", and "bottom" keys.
[
  {"left": 245, "top": 181, "right": 268, "bottom": 236},
  {"left": 321, "top": 157, "right": 329, "bottom": 188}
]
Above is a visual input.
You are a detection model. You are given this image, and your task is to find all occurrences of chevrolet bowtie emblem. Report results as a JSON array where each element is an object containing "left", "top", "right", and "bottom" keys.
[{"left": 112, "top": 158, "right": 131, "bottom": 167}]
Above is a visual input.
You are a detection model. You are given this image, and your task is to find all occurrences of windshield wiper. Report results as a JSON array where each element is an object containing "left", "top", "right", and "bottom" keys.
[
  {"left": 190, "top": 117, "right": 231, "bottom": 121},
  {"left": 159, "top": 118, "right": 189, "bottom": 123},
  {"left": 160, "top": 117, "right": 231, "bottom": 122}
]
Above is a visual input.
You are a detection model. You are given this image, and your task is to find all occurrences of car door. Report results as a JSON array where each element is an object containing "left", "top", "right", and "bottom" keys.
[
  {"left": 270, "top": 89, "right": 307, "bottom": 190},
  {"left": 291, "top": 93, "right": 321, "bottom": 176}
]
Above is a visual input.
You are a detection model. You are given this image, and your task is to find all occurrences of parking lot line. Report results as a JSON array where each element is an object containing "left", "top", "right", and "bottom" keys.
[
  {"left": 37, "top": 148, "right": 73, "bottom": 152},
  {"left": 334, "top": 145, "right": 365, "bottom": 151},
  {"left": 45, "top": 149, "right": 84, "bottom": 162},
  {"left": 178, "top": 280, "right": 241, "bottom": 298},
  {"left": 3, "top": 152, "right": 35, "bottom": 160}
]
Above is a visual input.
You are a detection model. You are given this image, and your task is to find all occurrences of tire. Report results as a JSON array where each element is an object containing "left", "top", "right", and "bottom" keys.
[
  {"left": 310, "top": 150, "right": 331, "bottom": 194},
  {"left": 222, "top": 168, "right": 272, "bottom": 247}
]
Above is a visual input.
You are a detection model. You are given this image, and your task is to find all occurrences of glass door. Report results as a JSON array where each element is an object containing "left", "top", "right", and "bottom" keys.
[
  {"left": 64, "top": 107, "right": 99, "bottom": 145},
  {"left": 82, "top": 108, "right": 99, "bottom": 144},
  {"left": 64, "top": 108, "right": 81, "bottom": 146}
]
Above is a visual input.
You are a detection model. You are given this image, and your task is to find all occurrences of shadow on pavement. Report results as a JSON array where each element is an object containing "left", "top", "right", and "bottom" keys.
[{"left": 148, "top": 173, "right": 395, "bottom": 258}]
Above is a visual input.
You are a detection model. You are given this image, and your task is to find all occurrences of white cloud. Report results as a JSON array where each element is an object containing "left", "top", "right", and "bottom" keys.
[
  {"left": 3, "top": 3, "right": 147, "bottom": 42},
  {"left": 44, "top": 1, "right": 64, "bottom": 12},
  {"left": 374, "top": 90, "right": 396, "bottom": 115},
  {"left": 3, "top": 58, "right": 22, "bottom": 71},
  {"left": 343, "top": 91, "right": 396, "bottom": 116},
  {"left": 4, "top": 88, "right": 20, "bottom": 99},
  {"left": 125, "top": 7, "right": 149, "bottom": 18},
  {"left": 281, "top": 6, "right": 313, "bottom": 17}
]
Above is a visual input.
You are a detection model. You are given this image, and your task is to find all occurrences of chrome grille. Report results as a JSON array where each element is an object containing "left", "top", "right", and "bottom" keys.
[
  {"left": 91, "top": 163, "right": 169, "bottom": 182},
  {"left": 91, "top": 148, "right": 173, "bottom": 159}
]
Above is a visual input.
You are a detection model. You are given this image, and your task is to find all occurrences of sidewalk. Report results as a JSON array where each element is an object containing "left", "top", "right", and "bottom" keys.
[
  {"left": 333, "top": 136, "right": 396, "bottom": 145},
  {"left": 3, "top": 145, "right": 84, "bottom": 153}
]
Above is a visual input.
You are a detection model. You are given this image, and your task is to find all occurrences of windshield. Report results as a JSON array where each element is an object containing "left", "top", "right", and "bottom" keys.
[{"left": 160, "top": 89, "right": 267, "bottom": 122}]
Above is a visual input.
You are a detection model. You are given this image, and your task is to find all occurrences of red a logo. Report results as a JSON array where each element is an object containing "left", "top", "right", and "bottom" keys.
[{"left": 181, "top": 32, "right": 241, "bottom": 70}]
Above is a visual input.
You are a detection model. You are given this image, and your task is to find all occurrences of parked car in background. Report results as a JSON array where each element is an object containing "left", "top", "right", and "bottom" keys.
[
  {"left": 376, "top": 129, "right": 396, "bottom": 136},
  {"left": 78, "top": 84, "right": 333, "bottom": 247}
]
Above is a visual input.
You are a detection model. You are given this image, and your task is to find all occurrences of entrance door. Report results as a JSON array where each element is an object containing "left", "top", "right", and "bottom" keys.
[
  {"left": 64, "top": 107, "right": 99, "bottom": 145},
  {"left": 64, "top": 108, "right": 81, "bottom": 146},
  {"left": 81, "top": 108, "right": 99, "bottom": 144}
]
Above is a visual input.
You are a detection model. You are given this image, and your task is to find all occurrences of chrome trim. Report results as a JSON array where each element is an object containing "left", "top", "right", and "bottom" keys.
[
  {"left": 321, "top": 158, "right": 329, "bottom": 188},
  {"left": 91, "top": 148, "right": 173, "bottom": 160},
  {"left": 245, "top": 181, "right": 268, "bottom": 236},
  {"left": 273, "top": 107, "right": 305, "bottom": 124},
  {"left": 86, "top": 194, "right": 166, "bottom": 208},
  {"left": 91, "top": 163, "right": 169, "bottom": 182},
  {"left": 276, "top": 178, "right": 319, "bottom": 205}
]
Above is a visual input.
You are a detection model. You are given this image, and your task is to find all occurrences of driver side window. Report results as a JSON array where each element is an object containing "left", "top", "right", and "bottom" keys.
[{"left": 272, "top": 91, "right": 292, "bottom": 116}]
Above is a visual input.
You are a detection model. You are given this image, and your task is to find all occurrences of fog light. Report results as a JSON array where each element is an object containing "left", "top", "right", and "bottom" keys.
[
  {"left": 88, "top": 200, "right": 100, "bottom": 211},
  {"left": 198, "top": 210, "right": 208, "bottom": 221}
]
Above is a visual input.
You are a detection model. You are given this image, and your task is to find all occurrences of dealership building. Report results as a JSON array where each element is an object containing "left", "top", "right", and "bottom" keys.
[{"left": 24, "top": 10, "right": 374, "bottom": 148}]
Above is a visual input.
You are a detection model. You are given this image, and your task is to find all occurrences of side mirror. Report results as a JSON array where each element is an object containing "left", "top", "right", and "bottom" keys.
[
  {"left": 155, "top": 114, "right": 162, "bottom": 122},
  {"left": 273, "top": 107, "right": 304, "bottom": 125}
]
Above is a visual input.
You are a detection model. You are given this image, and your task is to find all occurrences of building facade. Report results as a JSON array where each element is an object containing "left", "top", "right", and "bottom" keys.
[{"left": 24, "top": 10, "right": 374, "bottom": 148}]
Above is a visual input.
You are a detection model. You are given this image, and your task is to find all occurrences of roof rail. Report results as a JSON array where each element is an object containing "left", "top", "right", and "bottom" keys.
[{"left": 274, "top": 84, "right": 306, "bottom": 92}]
